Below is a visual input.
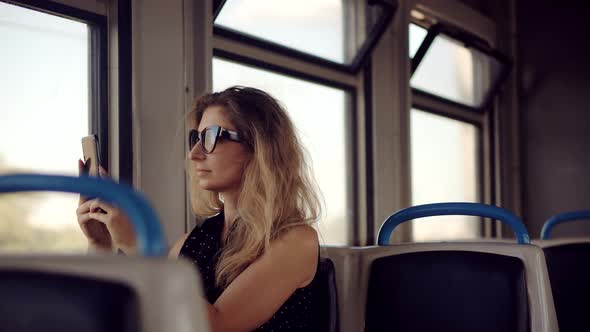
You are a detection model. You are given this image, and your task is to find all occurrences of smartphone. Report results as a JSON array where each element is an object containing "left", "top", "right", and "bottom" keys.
[{"left": 81, "top": 134, "right": 101, "bottom": 177}]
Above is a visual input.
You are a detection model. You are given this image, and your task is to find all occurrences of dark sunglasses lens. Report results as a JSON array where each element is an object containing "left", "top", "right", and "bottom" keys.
[
  {"left": 189, "top": 130, "right": 199, "bottom": 150},
  {"left": 204, "top": 128, "right": 217, "bottom": 153}
]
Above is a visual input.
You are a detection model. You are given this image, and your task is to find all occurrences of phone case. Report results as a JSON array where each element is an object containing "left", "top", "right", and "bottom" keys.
[{"left": 81, "top": 135, "right": 100, "bottom": 176}]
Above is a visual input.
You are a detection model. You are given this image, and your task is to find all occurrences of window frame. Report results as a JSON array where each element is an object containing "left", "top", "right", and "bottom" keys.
[
  {"left": 211, "top": 48, "right": 361, "bottom": 245},
  {"left": 408, "top": 11, "right": 506, "bottom": 240},
  {"left": 410, "top": 22, "right": 512, "bottom": 111},
  {"left": 212, "top": 0, "right": 397, "bottom": 74},
  {"left": 211, "top": 0, "right": 381, "bottom": 244},
  {"left": 3, "top": 0, "right": 110, "bottom": 172},
  {"left": 409, "top": 101, "right": 486, "bottom": 207},
  {"left": 409, "top": 106, "right": 486, "bottom": 241}
]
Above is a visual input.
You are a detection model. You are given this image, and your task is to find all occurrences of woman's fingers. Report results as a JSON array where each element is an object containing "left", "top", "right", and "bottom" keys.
[
  {"left": 77, "top": 211, "right": 94, "bottom": 225},
  {"left": 89, "top": 199, "right": 112, "bottom": 214},
  {"left": 78, "top": 198, "right": 111, "bottom": 214},
  {"left": 88, "top": 212, "right": 112, "bottom": 226},
  {"left": 78, "top": 159, "right": 90, "bottom": 204},
  {"left": 78, "top": 209, "right": 110, "bottom": 226},
  {"left": 76, "top": 199, "right": 93, "bottom": 214},
  {"left": 80, "top": 199, "right": 126, "bottom": 227},
  {"left": 78, "top": 159, "right": 86, "bottom": 176},
  {"left": 99, "top": 166, "right": 109, "bottom": 178},
  {"left": 78, "top": 198, "right": 114, "bottom": 216}
]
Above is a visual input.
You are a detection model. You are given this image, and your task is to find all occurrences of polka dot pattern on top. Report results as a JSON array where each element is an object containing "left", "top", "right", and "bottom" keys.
[{"left": 179, "top": 211, "right": 319, "bottom": 331}]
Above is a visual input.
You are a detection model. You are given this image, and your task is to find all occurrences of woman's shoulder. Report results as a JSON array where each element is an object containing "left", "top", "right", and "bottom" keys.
[
  {"left": 263, "top": 224, "right": 319, "bottom": 263},
  {"left": 271, "top": 225, "right": 319, "bottom": 287},
  {"left": 272, "top": 225, "right": 319, "bottom": 259},
  {"left": 279, "top": 224, "right": 318, "bottom": 248}
]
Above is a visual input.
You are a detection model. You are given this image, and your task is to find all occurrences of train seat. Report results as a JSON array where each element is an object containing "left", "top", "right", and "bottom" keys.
[
  {"left": 322, "top": 203, "right": 558, "bottom": 332},
  {"left": 312, "top": 257, "right": 340, "bottom": 332},
  {"left": 0, "top": 255, "right": 209, "bottom": 332},
  {"left": 535, "top": 210, "right": 590, "bottom": 332},
  {"left": 0, "top": 174, "right": 209, "bottom": 332}
]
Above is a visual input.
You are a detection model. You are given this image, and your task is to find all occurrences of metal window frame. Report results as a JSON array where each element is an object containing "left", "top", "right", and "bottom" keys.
[
  {"left": 409, "top": 17, "right": 504, "bottom": 239},
  {"left": 211, "top": 0, "right": 392, "bottom": 245},
  {"left": 117, "top": 0, "right": 133, "bottom": 183},
  {"left": 411, "top": 66, "right": 492, "bottom": 239},
  {"left": 212, "top": 49, "right": 362, "bottom": 245},
  {"left": 213, "top": 49, "right": 358, "bottom": 92},
  {"left": 3, "top": 0, "right": 110, "bottom": 172},
  {"left": 410, "top": 102, "right": 488, "bottom": 239},
  {"left": 410, "top": 23, "right": 512, "bottom": 111},
  {"left": 411, "top": 98, "right": 485, "bottom": 189},
  {"left": 363, "top": 59, "right": 375, "bottom": 244},
  {"left": 212, "top": 0, "right": 397, "bottom": 75}
]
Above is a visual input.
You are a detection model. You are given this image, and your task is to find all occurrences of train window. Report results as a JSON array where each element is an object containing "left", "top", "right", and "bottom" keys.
[
  {"left": 214, "top": 0, "right": 396, "bottom": 73},
  {"left": 410, "top": 24, "right": 509, "bottom": 109},
  {"left": 411, "top": 34, "right": 503, "bottom": 108},
  {"left": 407, "top": 16, "right": 511, "bottom": 241},
  {"left": 213, "top": 57, "right": 351, "bottom": 245},
  {"left": 409, "top": 23, "right": 427, "bottom": 58},
  {"left": 215, "top": 0, "right": 348, "bottom": 63},
  {"left": 410, "top": 109, "right": 481, "bottom": 241},
  {"left": 0, "top": 2, "right": 105, "bottom": 252}
]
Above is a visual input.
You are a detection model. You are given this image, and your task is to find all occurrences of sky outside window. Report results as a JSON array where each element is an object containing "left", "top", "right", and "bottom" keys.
[{"left": 0, "top": 2, "right": 89, "bottom": 251}]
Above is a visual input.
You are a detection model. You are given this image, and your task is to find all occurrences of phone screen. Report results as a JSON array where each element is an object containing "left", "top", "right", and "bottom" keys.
[{"left": 81, "top": 135, "right": 100, "bottom": 177}]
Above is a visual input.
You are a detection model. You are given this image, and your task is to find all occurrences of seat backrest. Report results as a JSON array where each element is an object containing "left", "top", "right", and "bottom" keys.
[
  {"left": 365, "top": 249, "right": 528, "bottom": 332},
  {"left": 1, "top": 268, "right": 139, "bottom": 332},
  {"left": 323, "top": 243, "right": 558, "bottom": 332},
  {"left": 0, "top": 256, "right": 210, "bottom": 332},
  {"left": 312, "top": 257, "right": 340, "bottom": 332},
  {"left": 535, "top": 239, "right": 590, "bottom": 332},
  {"left": 0, "top": 175, "right": 206, "bottom": 331}
]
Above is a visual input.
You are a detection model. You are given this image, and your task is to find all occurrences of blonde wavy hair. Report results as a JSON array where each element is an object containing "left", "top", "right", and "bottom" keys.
[{"left": 187, "top": 86, "right": 321, "bottom": 288}]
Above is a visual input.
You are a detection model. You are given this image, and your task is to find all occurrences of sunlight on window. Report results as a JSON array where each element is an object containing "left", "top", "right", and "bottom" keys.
[
  {"left": 212, "top": 58, "right": 350, "bottom": 245},
  {"left": 409, "top": 23, "right": 427, "bottom": 58},
  {"left": 0, "top": 2, "right": 89, "bottom": 252},
  {"left": 410, "top": 31, "right": 503, "bottom": 108},
  {"left": 410, "top": 109, "right": 481, "bottom": 241},
  {"left": 411, "top": 34, "right": 475, "bottom": 105},
  {"left": 216, "top": 0, "right": 350, "bottom": 63}
]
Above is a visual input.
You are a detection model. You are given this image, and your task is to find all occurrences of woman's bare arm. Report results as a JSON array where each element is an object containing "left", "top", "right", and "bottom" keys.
[
  {"left": 169, "top": 233, "right": 190, "bottom": 258},
  {"left": 206, "top": 225, "right": 318, "bottom": 332}
]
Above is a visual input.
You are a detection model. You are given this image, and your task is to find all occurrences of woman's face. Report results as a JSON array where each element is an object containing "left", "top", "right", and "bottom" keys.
[{"left": 189, "top": 106, "right": 250, "bottom": 193}]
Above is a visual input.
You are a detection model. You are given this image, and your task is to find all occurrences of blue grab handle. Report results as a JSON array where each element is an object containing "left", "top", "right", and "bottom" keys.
[
  {"left": 0, "top": 174, "right": 166, "bottom": 256},
  {"left": 541, "top": 210, "right": 590, "bottom": 240},
  {"left": 378, "top": 202, "right": 530, "bottom": 245}
]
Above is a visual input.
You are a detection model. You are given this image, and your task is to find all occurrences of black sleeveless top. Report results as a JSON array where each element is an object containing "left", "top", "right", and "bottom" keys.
[{"left": 179, "top": 212, "right": 318, "bottom": 331}]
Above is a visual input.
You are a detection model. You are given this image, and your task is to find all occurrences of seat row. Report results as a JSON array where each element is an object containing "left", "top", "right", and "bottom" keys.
[
  {"left": 0, "top": 175, "right": 588, "bottom": 331},
  {"left": 318, "top": 204, "right": 590, "bottom": 332}
]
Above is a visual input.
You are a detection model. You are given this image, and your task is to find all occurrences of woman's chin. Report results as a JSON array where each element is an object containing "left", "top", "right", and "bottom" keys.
[
  {"left": 198, "top": 180, "right": 227, "bottom": 192},
  {"left": 197, "top": 179, "right": 214, "bottom": 191}
]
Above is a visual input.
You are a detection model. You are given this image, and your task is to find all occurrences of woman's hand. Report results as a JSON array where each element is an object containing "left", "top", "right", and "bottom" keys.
[{"left": 76, "top": 160, "right": 137, "bottom": 254}]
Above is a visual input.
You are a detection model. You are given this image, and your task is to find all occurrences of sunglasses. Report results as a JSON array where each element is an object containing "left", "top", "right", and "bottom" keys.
[{"left": 188, "top": 125, "right": 243, "bottom": 154}]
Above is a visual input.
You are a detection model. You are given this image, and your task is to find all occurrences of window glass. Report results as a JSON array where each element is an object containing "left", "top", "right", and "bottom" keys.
[
  {"left": 409, "top": 23, "right": 427, "bottom": 58},
  {"left": 216, "top": 0, "right": 376, "bottom": 64},
  {"left": 411, "top": 33, "right": 503, "bottom": 107},
  {"left": 410, "top": 109, "right": 481, "bottom": 241},
  {"left": 0, "top": 3, "right": 90, "bottom": 252},
  {"left": 213, "top": 58, "right": 350, "bottom": 245}
]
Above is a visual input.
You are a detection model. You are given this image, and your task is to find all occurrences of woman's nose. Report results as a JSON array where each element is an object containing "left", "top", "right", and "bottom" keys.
[{"left": 188, "top": 144, "right": 205, "bottom": 160}]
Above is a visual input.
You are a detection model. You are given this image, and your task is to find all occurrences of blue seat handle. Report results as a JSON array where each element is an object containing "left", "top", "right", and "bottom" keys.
[
  {"left": 540, "top": 210, "right": 590, "bottom": 240},
  {"left": 377, "top": 202, "right": 530, "bottom": 245},
  {"left": 0, "top": 174, "right": 166, "bottom": 256}
]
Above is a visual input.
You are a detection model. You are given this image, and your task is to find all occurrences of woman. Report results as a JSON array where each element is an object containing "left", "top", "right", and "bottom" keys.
[{"left": 76, "top": 86, "right": 322, "bottom": 331}]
